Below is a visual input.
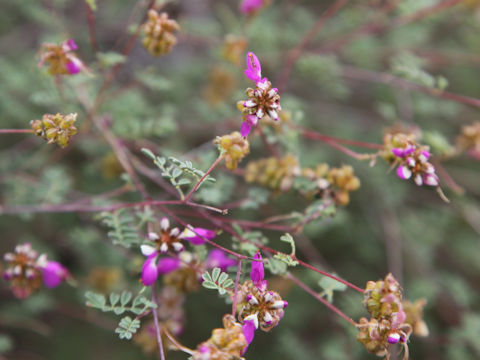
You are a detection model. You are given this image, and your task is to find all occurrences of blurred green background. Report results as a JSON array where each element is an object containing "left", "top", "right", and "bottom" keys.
[{"left": 1, "top": 0, "right": 480, "bottom": 359}]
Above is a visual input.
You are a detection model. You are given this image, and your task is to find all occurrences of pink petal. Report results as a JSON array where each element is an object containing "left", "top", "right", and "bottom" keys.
[
  {"left": 250, "top": 252, "right": 264, "bottom": 286},
  {"left": 42, "top": 261, "right": 67, "bottom": 288},
  {"left": 396, "top": 165, "right": 412, "bottom": 180},
  {"left": 391, "top": 148, "right": 405, "bottom": 157},
  {"left": 423, "top": 174, "right": 439, "bottom": 187},
  {"left": 182, "top": 227, "right": 216, "bottom": 245},
  {"left": 241, "top": 121, "right": 252, "bottom": 137},
  {"left": 66, "top": 59, "right": 81, "bottom": 74},
  {"left": 244, "top": 51, "right": 262, "bottom": 82},
  {"left": 242, "top": 319, "right": 256, "bottom": 354},
  {"left": 240, "top": 0, "right": 263, "bottom": 14},
  {"left": 141, "top": 255, "right": 158, "bottom": 286},
  {"left": 63, "top": 39, "right": 78, "bottom": 52},
  {"left": 206, "top": 250, "right": 237, "bottom": 272},
  {"left": 157, "top": 257, "right": 181, "bottom": 274}
]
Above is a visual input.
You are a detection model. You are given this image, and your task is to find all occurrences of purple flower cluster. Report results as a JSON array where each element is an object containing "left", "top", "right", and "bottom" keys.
[
  {"left": 392, "top": 146, "right": 439, "bottom": 187},
  {"left": 38, "top": 39, "right": 85, "bottom": 76},
  {"left": 3, "top": 243, "right": 68, "bottom": 298},
  {"left": 240, "top": 252, "right": 288, "bottom": 354},
  {"left": 240, "top": 52, "right": 281, "bottom": 137},
  {"left": 140, "top": 218, "right": 237, "bottom": 286}
]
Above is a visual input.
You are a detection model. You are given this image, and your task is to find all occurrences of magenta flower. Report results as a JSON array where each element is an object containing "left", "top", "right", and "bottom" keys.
[
  {"left": 244, "top": 52, "right": 262, "bottom": 83},
  {"left": 180, "top": 227, "right": 216, "bottom": 245},
  {"left": 240, "top": 114, "right": 258, "bottom": 137},
  {"left": 41, "top": 261, "right": 68, "bottom": 288},
  {"left": 391, "top": 146, "right": 415, "bottom": 158},
  {"left": 396, "top": 165, "right": 412, "bottom": 180},
  {"left": 141, "top": 253, "right": 160, "bottom": 286},
  {"left": 242, "top": 319, "right": 257, "bottom": 354},
  {"left": 62, "top": 39, "right": 78, "bottom": 52},
  {"left": 240, "top": 0, "right": 263, "bottom": 15},
  {"left": 206, "top": 250, "right": 237, "bottom": 272},
  {"left": 250, "top": 251, "right": 266, "bottom": 290},
  {"left": 65, "top": 58, "right": 82, "bottom": 75}
]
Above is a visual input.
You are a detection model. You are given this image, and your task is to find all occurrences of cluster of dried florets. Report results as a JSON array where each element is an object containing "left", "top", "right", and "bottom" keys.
[
  {"left": 139, "top": 217, "right": 217, "bottom": 286},
  {"left": 245, "top": 155, "right": 300, "bottom": 191},
  {"left": 456, "top": 121, "right": 480, "bottom": 159},
  {"left": 382, "top": 131, "right": 439, "bottom": 187},
  {"left": 222, "top": 35, "right": 247, "bottom": 66},
  {"left": 142, "top": 10, "right": 180, "bottom": 57},
  {"left": 31, "top": 113, "right": 78, "bottom": 148},
  {"left": 357, "top": 274, "right": 415, "bottom": 360},
  {"left": 245, "top": 155, "right": 360, "bottom": 205},
  {"left": 240, "top": 52, "right": 281, "bottom": 137},
  {"left": 2, "top": 243, "right": 68, "bottom": 299},
  {"left": 37, "top": 39, "right": 85, "bottom": 75},
  {"left": 214, "top": 132, "right": 250, "bottom": 170},
  {"left": 235, "top": 252, "right": 288, "bottom": 347},
  {"left": 300, "top": 163, "right": 361, "bottom": 206},
  {"left": 192, "top": 314, "right": 248, "bottom": 360},
  {"left": 203, "top": 67, "right": 237, "bottom": 106}
]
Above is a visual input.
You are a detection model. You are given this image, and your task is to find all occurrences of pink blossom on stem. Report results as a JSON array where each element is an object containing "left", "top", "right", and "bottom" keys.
[
  {"left": 65, "top": 58, "right": 82, "bottom": 74},
  {"left": 241, "top": 319, "right": 257, "bottom": 354},
  {"left": 396, "top": 165, "right": 412, "bottom": 180},
  {"left": 62, "top": 39, "right": 78, "bottom": 52},
  {"left": 42, "top": 261, "right": 68, "bottom": 288},
  {"left": 180, "top": 227, "right": 216, "bottom": 245},
  {"left": 141, "top": 254, "right": 159, "bottom": 286},
  {"left": 250, "top": 252, "right": 266, "bottom": 290},
  {"left": 240, "top": 0, "right": 263, "bottom": 15},
  {"left": 157, "top": 257, "right": 181, "bottom": 274}
]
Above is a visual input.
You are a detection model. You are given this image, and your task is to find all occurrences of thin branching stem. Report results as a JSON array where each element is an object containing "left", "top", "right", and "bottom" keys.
[{"left": 287, "top": 273, "right": 358, "bottom": 326}]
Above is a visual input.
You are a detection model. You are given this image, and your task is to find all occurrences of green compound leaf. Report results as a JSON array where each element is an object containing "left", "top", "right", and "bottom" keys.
[
  {"left": 201, "top": 268, "right": 234, "bottom": 296},
  {"left": 273, "top": 233, "right": 299, "bottom": 267},
  {"left": 100, "top": 209, "right": 140, "bottom": 248},
  {"left": 84, "top": 289, "right": 156, "bottom": 317},
  {"left": 115, "top": 316, "right": 141, "bottom": 340}
]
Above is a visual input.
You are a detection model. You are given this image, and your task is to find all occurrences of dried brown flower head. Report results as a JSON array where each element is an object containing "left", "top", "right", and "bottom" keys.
[
  {"left": 214, "top": 132, "right": 250, "bottom": 170},
  {"left": 245, "top": 155, "right": 300, "bottom": 191},
  {"left": 192, "top": 314, "right": 247, "bottom": 360},
  {"left": 142, "top": 10, "right": 180, "bottom": 57},
  {"left": 31, "top": 113, "right": 78, "bottom": 148}
]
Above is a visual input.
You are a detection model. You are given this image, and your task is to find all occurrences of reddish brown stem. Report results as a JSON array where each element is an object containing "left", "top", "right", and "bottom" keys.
[
  {"left": 0, "top": 129, "right": 34, "bottom": 134},
  {"left": 151, "top": 283, "right": 166, "bottom": 360},
  {"left": 184, "top": 155, "right": 225, "bottom": 202},
  {"left": 287, "top": 273, "right": 358, "bottom": 326},
  {"left": 302, "top": 128, "right": 384, "bottom": 150},
  {"left": 231, "top": 259, "right": 243, "bottom": 317},
  {"left": 86, "top": 2, "right": 99, "bottom": 53}
]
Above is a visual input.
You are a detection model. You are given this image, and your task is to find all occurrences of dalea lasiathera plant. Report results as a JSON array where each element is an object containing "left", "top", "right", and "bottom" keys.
[{"left": 2, "top": 1, "right": 480, "bottom": 359}]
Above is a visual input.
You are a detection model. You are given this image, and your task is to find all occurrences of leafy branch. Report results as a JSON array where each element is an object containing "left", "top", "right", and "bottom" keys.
[
  {"left": 273, "top": 233, "right": 299, "bottom": 267},
  {"left": 141, "top": 148, "right": 215, "bottom": 199}
]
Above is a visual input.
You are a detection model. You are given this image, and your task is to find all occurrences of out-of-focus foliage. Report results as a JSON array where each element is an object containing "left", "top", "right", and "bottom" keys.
[{"left": 1, "top": 1, "right": 480, "bottom": 360}]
